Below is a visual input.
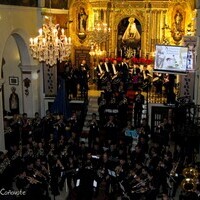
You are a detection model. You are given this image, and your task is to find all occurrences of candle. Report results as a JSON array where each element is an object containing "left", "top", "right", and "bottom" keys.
[
  {"left": 120, "top": 49, "right": 123, "bottom": 58},
  {"left": 39, "top": 28, "right": 42, "bottom": 36},
  {"left": 30, "top": 38, "right": 33, "bottom": 45},
  {"left": 68, "top": 37, "right": 71, "bottom": 44},
  {"left": 61, "top": 29, "right": 65, "bottom": 36},
  {"left": 114, "top": 48, "right": 117, "bottom": 57}
]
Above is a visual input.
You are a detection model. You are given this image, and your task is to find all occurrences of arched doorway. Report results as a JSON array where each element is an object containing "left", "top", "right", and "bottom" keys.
[
  {"left": 117, "top": 17, "right": 142, "bottom": 58},
  {"left": 2, "top": 32, "right": 31, "bottom": 115}
]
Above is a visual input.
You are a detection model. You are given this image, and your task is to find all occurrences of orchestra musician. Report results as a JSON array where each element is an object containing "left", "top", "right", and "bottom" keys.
[
  {"left": 96, "top": 59, "right": 106, "bottom": 90},
  {"left": 111, "top": 59, "right": 121, "bottom": 91},
  {"left": 110, "top": 59, "right": 119, "bottom": 78},
  {"left": 132, "top": 64, "right": 141, "bottom": 91},
  {"left": 79, "top": 59, "right": 90, "bottom": 98},
  {"left": 104, "top": 57, "right": 112, "bottom": 74},
  {"left": 153, "top": 72, "right": 164, "bottom": 94},
  {"left": 121, "top": 58, "right": 130, "bottom": 88},
  {"left": 141, "top": 65, "right": 152, "bottom": 91}
]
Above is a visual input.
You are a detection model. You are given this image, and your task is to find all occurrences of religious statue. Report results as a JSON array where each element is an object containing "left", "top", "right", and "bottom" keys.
[
  {"left": 78, "top": 7, "right": 88, "bottom": 33},
  {"left": 171, "top": 10, "right": 184, "bottom": 42},
  {"left": 122, "top": 17, "right": 141, "bottom": 44},
  {"left": 9, "top": 87, "right": 19, "bottom": 115}
]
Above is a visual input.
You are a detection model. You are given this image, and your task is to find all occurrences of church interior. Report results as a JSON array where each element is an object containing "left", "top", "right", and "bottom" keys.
[{"left": 0, "top": 0, "right": 200, "bottom": 199}]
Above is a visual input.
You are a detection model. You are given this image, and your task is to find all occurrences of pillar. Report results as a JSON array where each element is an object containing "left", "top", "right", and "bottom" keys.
[
  {"left": 194, "top": 6, "right": 200, "bottom": 104},
  {"left": 0, "top": 79, "right": 5, "bottom": 151},
  {"left": 38, "top": 0, "right": 45, "bottom": 7},
  {"left": 20, "top": 65, "right": 40, "bottom": 118}
]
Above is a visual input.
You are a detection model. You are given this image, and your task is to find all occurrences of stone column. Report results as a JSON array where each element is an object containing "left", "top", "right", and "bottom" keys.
[
  {"left": 0, "top": 79, "right": 5, "bottom": 151},
  {"left": 194, "top": 6, "right": 200, "bottom": 104},
  {"left": 20, "top": 65, "right": 40, "bottom": 118},
  {"left": 38, "top": 0, "right": 45, "bottom": 7}
]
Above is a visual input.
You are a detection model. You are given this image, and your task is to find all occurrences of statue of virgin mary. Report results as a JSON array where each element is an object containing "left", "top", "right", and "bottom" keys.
[{"left": 122, "top": 17, "right": 140, "bottom": 44}]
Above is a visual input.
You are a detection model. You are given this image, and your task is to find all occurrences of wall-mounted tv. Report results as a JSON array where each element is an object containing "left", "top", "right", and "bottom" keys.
[{"left": 154, "top": 45, "right": 188, "bottom": 74}]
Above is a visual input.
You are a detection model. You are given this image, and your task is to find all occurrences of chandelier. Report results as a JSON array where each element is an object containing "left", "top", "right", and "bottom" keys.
[
  {"left": 89, "top": 20, "right": 110, "bottom": 44},
  {"left": 89, "top": 43, "right": 106, "bottom": 57},
  {"left": 88, "top": 20, "right": 110, "bottom": 56},
  {"left": 29, "top": 1, "right": 72, "bottom": 66}
]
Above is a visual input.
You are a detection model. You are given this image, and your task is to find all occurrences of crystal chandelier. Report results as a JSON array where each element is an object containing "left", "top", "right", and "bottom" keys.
[
  {"left": 89, "top": 20, "right": 110, "bottom": 44},
  {"left": 89, "top": 43, "right": 106, "bottom": 57},
  {"left": 29, "top": 1, "right": 72, "bottom": 66},
  {"left": 88, "top": 20, "right": 110, "bottom": 56}
]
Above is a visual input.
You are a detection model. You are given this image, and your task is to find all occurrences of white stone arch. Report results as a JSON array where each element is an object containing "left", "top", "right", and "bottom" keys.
[
  {"left": 1, "top": 28, "right": 39, "bottom": 115},
  {"left": 11, "top": 28, "right": 36, "bottom": 66}
]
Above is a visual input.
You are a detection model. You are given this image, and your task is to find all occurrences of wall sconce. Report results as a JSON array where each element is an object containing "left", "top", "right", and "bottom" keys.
[{"left": 23, "top": 78, "right": 31, "bottom": 96}]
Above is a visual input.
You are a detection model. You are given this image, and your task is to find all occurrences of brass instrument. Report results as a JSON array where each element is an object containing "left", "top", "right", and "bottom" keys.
[
  {"left": 170, "top": 159, "right": 180, "bottom": 177},
  {"left": 181, "top": 167, "right": 199, "bottom": 192},
  {"left": 181, "top": 178, "right": 197, "bottom": 192},
  {"left": 26, "top": 176, "right": 41, "bottom": 184},
  {"left": 182, "top": 167, "right": 198, "bottom": 179},
  {"left": 131, "top": 177, "right": 150, "bottom": 193}
]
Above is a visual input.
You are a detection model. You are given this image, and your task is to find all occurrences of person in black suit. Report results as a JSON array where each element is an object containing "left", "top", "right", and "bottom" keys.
[
  {"left": 96, "top": 60, "right": 105, "bottom": 90},
  {"left": 79, "top": 59, "right": 90, "bottom": 98},
  {"left": 121, "top": 58, "right": 130, "bottom": 89},
  {"left": 133, "top": 89, "right": 145, "bottom": 127},
  {"left": 75, "top": 163, "right": 97, "bottom": 200}
]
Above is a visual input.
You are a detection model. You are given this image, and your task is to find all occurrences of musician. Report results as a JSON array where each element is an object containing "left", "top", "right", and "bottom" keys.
[
  {"left": 164, "top": 74, "right": 176, "bottom": 104},
  {"left": 48, "top": 154, "right": 64, "bottom": 196},
  {"left": 110, "top": 59, "right": 119, "bottom": 77},
  {"left": 104, "top": 81, "right": 113, "bottom": 103},
  {"left": 53, "top": 114, "right": 67, "bottom": 141},
  {"left": 63, "top": 63, "right": 73, "bottom": 99},
  {"left": 133, "top": 89, "right": 145, "bottom": 127},
  {"left": 155, "top": 160, "right": 168, "bottom": 194},
  {"left": 76, "top": 160, "right": 98, "bottom": 200},
  {"left": 98, "top": 92, "right": 107, "bottom": 125},
  {"left": 132, "top": 64, "right": 141, "bottom": 91},
  {"left": 121, "top": 58, "right": 130, "bottom": 88},
  {"left": 118, "top": 93, "right": 128, "bottom": 128},
  {"left": 71, "top": 65, "right": 79, "bottom": 99},
  {"left": 87, "top": 113, "right": 100, "bottom": 148},
  {"left": 104, "top": 115, "right": 118, "bottom": 143},
  {"left": 104, "top": 57, "right": 112, "bottom": 74},
  {"left": 64, "top": 156, "right": 77, "bottom": 196},
  {"left": 21, "top": 113, "right": 32, "bottom": 143},
  {"left": 111, "top": 59, "right": 121, "bottom": 91},
  {"left": 79, "top": 59, "right": 90, "bottom": 98},
  {"left": 96, "top": 59, "right": 105, "bottom": 90},
  {"left": 32, "top": 112, "right": 42, "bottom": 142},
  {"left": 42, "top": 110, "right": 55, "bottom": 140},
  {"left": 9, "top": 114, "right": 22, "bottom": 145},
  {"left": 141, "top": 65, "right": 152, "bottom": 92},
  {"left": 153, "top": 72, "right": 163, "bottom": 94}
]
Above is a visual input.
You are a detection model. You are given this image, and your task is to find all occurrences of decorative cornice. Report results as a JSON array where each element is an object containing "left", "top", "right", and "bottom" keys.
[{"left": 19, "top": 64, "right": 40, "bottom": 73}]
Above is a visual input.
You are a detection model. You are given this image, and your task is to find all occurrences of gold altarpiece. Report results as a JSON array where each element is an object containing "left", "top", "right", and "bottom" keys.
[
  {"left": 41, "top": 0, "right": 196, "bottom": 63},
  {"left": 67, "top": 0, "right": 195, "bottom": 61}
]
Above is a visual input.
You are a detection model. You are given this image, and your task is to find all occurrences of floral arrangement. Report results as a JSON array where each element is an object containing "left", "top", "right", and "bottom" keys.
[{"left": 131, "top": 57, "right": 154, "bottom": 65}]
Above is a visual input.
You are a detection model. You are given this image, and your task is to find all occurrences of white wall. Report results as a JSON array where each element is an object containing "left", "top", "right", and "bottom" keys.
[
  {"left": 2, "top": 36, "right": 23, "bottom": 114},
  {"left": 0, "top": 5, "right": 43, "bottom": 117}
]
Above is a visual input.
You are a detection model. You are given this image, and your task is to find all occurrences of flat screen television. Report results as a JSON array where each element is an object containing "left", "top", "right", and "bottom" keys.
[{"left": 154, "top": 44, "right": 189, "bottom": 74}]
